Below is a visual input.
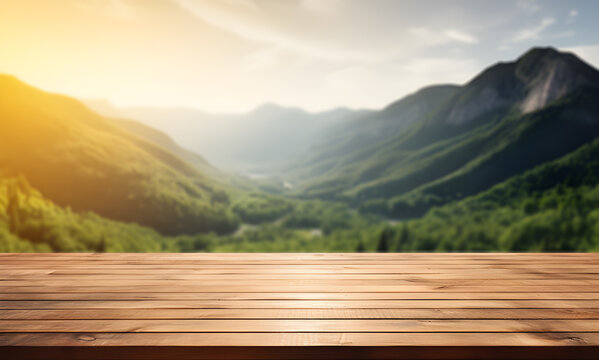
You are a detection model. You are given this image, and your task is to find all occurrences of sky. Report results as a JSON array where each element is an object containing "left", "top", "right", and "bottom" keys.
[{"left": 1, "top": 0, "right": 599, "bottom": 113}]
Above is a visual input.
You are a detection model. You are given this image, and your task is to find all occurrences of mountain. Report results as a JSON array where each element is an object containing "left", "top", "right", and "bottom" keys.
[
  {"left": 289, "top": 84, "right": 459, "bottom": 180},
  {"left": 288, "top": 47, "right": 599, "bottom": 218},
  {"left": 85, "top": 100, "right": 366, "bottom": 173},
  {"left": 3, "top": 46, "right": 599, "bottom": 254},
  {"left": 0, "top": 174, "right": 169, "bottom": 252},
  {"left": 216, "top": 134, "right": 599, "bottom": 252},
  {"left": 0, "top": 74, "right": 238, "bottom": 235},
  {"left": 110, "top": 117, "right": 218, "bottom": 175},
  {"left": 388, "top": 136, "right": 599, "bottom": 252}
]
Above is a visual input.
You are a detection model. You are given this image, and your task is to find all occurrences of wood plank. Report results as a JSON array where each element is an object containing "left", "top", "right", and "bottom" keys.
[
  {"left": 4, "top": 278, "right": 599, "bottom": 286},
  {"left": 6, "top": 273, "right": 599, "bottom": 280},
  {"left": 2, "top": 331, "right": 599, "bottom": 346},
  {"left": 2, "top": 300, "right": 599, "bottom": 309},
  {"left": 5, "top": 267, "right": 598, "bottom": 273},
  {"left": 3, "top": 308, "right": 599, "bottom": 320},
  {"left": 4, "top": 268, "right": 599, "bottom": 275},
  {"left": 1, "top": 285, "right": 597, "bottom": 292},
  {"left": 3, "top": 265, "right": 598, "bottom": 272},
  {"left": 3, "top": 292, "right": 599, "bottom": 300},
  {"left": 3, "top": 319, "right": 599, "bottom": 333},
  {"left": 1, "top": 253, "right": 598, "bottom": 360}
]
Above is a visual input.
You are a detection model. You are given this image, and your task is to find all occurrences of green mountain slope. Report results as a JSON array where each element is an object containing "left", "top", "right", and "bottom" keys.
[
  {"left": 208, "top": 137, "right": 599, "bottom": 253},
  {"left": 290, "top": 48, "right": 599, "bottom": 218},
  {"left": 0, "top": 174, "right": 170, "bottom": 252},
  {"left": 289, "top": 85, "right": 458, "bottom": 182},
  {"left": 388, "top": 136, "right": 599, "bottom": 252},
  {"left": 0, "top": 75, "right": 238, "bottom": 235}
]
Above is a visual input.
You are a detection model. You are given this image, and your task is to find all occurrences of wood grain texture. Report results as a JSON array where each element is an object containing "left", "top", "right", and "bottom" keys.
[{"left": 1, "top": 253, "right": 598, "bottom": 360}]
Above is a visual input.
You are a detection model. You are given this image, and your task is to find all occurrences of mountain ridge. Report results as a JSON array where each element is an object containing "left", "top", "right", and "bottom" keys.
[
  {"left": 2, "top": 46, "right": 599, "bottom": 253},
  {"left": 0, "top": 74, "right": 238, "bottom": 235},
  {"left": 85, "top": 99, "right": 367, "bottom": 172},
  {"left": 287, "top": 47, "right": 599, "bottom": 218}
]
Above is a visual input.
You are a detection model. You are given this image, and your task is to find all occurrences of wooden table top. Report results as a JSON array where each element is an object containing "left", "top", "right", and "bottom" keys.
[{"left": 1, "top": 253, "right": 598, "bottom": 359}]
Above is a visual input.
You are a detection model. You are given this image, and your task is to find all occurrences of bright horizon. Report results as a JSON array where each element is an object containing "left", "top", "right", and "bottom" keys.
[{"left": 2, "top": 0, "right": 599, "bottom": 113}]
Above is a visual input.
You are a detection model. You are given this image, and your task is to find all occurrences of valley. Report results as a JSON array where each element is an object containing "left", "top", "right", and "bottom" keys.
[{"left": 2, "top": 47, "right": 599, "bottom": 252}]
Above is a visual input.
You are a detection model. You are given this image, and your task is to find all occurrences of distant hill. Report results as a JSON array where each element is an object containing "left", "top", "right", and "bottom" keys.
[
  {"left": 288, "top": 48, "right": 599, "bottom": 218},
  {"left": 289, "top": 84, "right": 459, "bottom": 180},
  {"left": 85, "top": 100, "right": 367, "bottom": 173},
  {"left": 0, "top": 75, "right": 238, "bottom": 235},
  {"left": 110, "top": 117, "right": 217, "bottom": 175}
]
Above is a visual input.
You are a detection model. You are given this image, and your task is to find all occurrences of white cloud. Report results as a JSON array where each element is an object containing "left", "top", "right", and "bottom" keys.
[
  {"left": 516, "top": 0, "right": 541, "bottom": 13},
  {"left": 77, "top": 0, "right": 135, "bottom": 19},
  {"left": 175, "top": 0, "right": 382, "bottom": 63},
  {"left": 402, "top": 57, "right": 479, "bottom": 84},
  {"left": 301, "top": 0, "right": 344, "bottom": 14},
  {"left": 511, "top": 17, "right": 555, "bottom": 42},
  {"left": 241, "top": 47, "right": 284, "bottom": 69},
  {"left": 409, "top": 27, "right": 479, "bottom": 46},
  {"left": 11, "top": 0, "right": 593, "bottom": 113},
  {"left": 443, "top": 29, "right": 479, "bottom": 44},
  {"left": 321, "top": 57, "right": 480, "bottom": 111},
  {"left": 324, "top": 65, "right": 374, "bottom": 88},
  {"left": 176, "top": 1, "right": 480, "bottom": 67},
  {"left": 408, "top": 27, "right": 439, "bottom": 44},
  {"left": 552, "top": 30, "right": 575, "bottom": 39},
  {"left": 567, "top": 9, "right": 578, "bottom": 23}
]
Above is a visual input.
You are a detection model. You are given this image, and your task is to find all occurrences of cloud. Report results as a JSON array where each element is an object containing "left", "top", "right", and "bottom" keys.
[
  {"left": 511, "top": 17, "right": 555, "bottom": 42},
  {"left": 402, "top": 57, "right": 479, "bottom": 84},
  {"left": 552, "top": 30, "right": 575, "bottom": 39},
  {"left": 175, "top": 1, "right": 484, "bottom": 67},
  {"left": 77, "top": 0, "right": 135, "bottom": 19},
  {"left": 409, "top": 27, "right": 479, "bottom": 47},
  {"left": 174, "top": 0, "right": 382, "bottom": 63},
  {"left": 301, "top": 0, "right": 344, "bottom": 14},
  {"left": 566, "top": 9, "right": 578, "bottom": 23},
  {"left": 239, "top": 46, "right": 305, "bottom": 70},
  {"left": 321, "top": 56, "right": 480, "bottom": 111},
  {"left": 10, "top": 0, "right": 593, "bottom": 113},
  {"left": 443, "top": 29, "right": 479, "bottom": 44},
  {"left": 516, "top": 0, "right": 541, "bottom": 13}
]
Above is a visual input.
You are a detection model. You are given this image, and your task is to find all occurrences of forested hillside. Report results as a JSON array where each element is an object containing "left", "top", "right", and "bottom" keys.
[
  {"left": 209, "top": 136, "right": 599, "bottom": 252},
  {"left": 290, "top": 48, "right": 599, "bottom": 220},
  {"left": 0, "top": 75, "right": 238, "bottom": 236},
  {"left": 0, "top": 74, "right": 380, "bottom": 252},
  {"left": 382, "top": 137, "right": 599, "bottom": 252},
  {"left": 2, "top": 47, "right": 599, "bottom": 253},
  {"left": 0, "top": 174, "right": 169, "bottom": 252}
]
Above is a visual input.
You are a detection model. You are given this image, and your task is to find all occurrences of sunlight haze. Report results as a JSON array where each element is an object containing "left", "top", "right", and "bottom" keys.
[{"left": 1, "top": 0, "right": 598, "bottom": 112}]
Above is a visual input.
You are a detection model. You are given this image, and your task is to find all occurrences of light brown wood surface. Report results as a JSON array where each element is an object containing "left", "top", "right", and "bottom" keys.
[{"left": 1, "top": 253, "right": 598, "bottom": 359}]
